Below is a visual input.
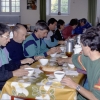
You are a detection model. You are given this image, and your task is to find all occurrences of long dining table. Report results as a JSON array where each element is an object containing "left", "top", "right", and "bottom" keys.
[{"left": 0, "top": 55, "right": 85, "bottom": 100}]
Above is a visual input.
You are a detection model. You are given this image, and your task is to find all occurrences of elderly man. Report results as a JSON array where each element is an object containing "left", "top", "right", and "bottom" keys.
[
  {"left": 0, "top": 23, "right": 29, "bottom": 90},
  {"left": 23, "top": 22, "right": 60, "bottom": 60},
  {"left": 58, "top": 27, "right": 100, "bottom": 100},
  {"left": 6, "top": 24, "right": 34, "bottom": 65}
]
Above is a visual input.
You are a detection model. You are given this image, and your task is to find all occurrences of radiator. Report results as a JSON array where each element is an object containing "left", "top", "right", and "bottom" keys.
[{"left": 0, "top": 15, "right": 20, "bottom": 24}]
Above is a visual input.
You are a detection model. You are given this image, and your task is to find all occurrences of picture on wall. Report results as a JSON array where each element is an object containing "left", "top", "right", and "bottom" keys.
[{"left": 27, "top": 0, "right": 37, "bottom": 10}]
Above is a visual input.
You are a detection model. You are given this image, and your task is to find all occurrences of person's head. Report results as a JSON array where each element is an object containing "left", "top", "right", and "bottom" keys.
[
  {"left": 48, "top": 18, "right": 57, "bottom": 31},
  {"left": 16, "top": 23, "right": 27, "bottom": 29},
  {"left": 13, "top": 24, "right": 27, "bottom": 43},
  {"left": 80, "top": 18, "right": 87, "bottom": 26},
  {"left": 0, "top": 23, "right": 10, "bottom": 46},
  {"left": 57, "top": 19, "right": 65, "bottom": 30},
  {"left": 69, "top": 18, "right": 78, "bottom": 29},
  {"left": 81, "top": 26, "right": 100, "bottom": 56},
  {"left": 36, "top": 20, "right": 46, "bottom": 24},
  {"left": 97, "top": 23, "right": 100, "bottom": 27},
  {"left": 34, "top": 22, "right": 49, "bottom": 38}
]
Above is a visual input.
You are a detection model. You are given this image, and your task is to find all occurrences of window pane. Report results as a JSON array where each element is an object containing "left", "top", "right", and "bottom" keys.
[
  {"left": 51, "top": 0, "right": 58, "bottom": 13},
  {"left": 16, "top": 0, "right": 19, "bottom": 1},
  {"left": 1, "top": 2, "right": 5, "bottom": 6},
  {"left": 1, "top": 7, "right": 6, "bottom": 12},
  {"left": 51, "top": 6, "right": 58, "bottom": 13},
  {"left": 51, "top": 0, "right": 58, "bottom": 5},
  {"left": 6, "top": 0, "right": 9, "bottom": 1},
  {"left": 16, "top": 7, "right": 20, "bottom": 12},
  {"left": 61, "top": 0, "right": 68, "bottom": 13},
  {"left": 61, "top": 6, "right": 68, "bottom": 13},
  {"left": 61, "top": 0, "right": 68, "bottom": 4},
  {"left": 16, "top": 2, "right": 20, "bottom": 6},
  {"left": 12, "top": 2, "right": 16, "bottom": 6},
  {"left": 12, "top": 7, "right": 15, "bottom": 12},
  {"left": 1, "top": 0, "right": 5, "bottom": 1},
  {"left": 12, "top": 0, "right": 15, "bottom": 1},
  {"left": 6, "top": 2, "right": 9, "bottom": 6},
  {"left": 6, "top": 7, "right": 9, "bottom": 12}
]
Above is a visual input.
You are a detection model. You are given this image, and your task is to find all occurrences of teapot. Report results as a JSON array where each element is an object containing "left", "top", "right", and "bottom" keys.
[
  {"left": 76, "top": 34, "right": 81, "bottom": 44},
  {"left": 73, "top": 44, "right": 82, "bottom": 54},
  {"left": 66, "top": 39, "right": 74, "bottom": 57}
]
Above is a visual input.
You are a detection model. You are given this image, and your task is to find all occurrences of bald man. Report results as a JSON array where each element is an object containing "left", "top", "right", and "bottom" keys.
[{"left": 6, "top": 24, "right": 34, "bottom": 65}]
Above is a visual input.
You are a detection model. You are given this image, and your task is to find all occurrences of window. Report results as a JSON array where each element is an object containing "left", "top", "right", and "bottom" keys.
[
  {"left": 50, "top": 0, "right": 69, "bottom": 15},
  {"left": 0, "top": 0, "right": 20, "bottom": 15}
]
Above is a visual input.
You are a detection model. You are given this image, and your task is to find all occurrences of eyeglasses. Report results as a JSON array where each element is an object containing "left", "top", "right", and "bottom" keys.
[{"left": 1, "top": 35, "right": 10, "bottom": 39}]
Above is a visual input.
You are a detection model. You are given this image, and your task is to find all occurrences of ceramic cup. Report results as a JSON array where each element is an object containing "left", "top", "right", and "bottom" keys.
[
  {"left": 39, "top": 59, "right": 48, "bottom": 66},
  {"left": 25, "top": 68, "right": 34, "bottom": 77},
  {"left": 54, "top": 71, "right": 65, "bottom": 81}
]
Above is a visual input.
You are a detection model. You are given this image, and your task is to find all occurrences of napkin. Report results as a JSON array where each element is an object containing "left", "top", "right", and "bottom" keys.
[{"left": 66, "top": 70, "right": 79, "bottom": 76}]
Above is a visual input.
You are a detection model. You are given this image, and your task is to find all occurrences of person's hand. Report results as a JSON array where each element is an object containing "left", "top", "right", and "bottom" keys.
[
  {"left": 65, "top": 37, "right": 70, "bottom": 41},
  {"left": 56, "top": 47, "right": 62, "bottom": 53},
  {"left": 58, "top": 41, "right": 65, "bottom": 45},
  {"left": 12, "top": 68, "right": 28, "bottom": 77},
  {"left": 57, "top": 58, "right": 66, "bottom": 65},
  {"left": 20, "top": 65, "right": 31, "bottom": 69},
  {"left": 34, "top": 56, "right": 45, "bottom": 60},
  {"left": 48, "top": 47, "right": 62, "bottom": 55},
  {"left": 21, "top": 58, "right": 34, "bottom": 64},
  {"left": 61, "top": 77, "right": 78, "bottom": 89}
]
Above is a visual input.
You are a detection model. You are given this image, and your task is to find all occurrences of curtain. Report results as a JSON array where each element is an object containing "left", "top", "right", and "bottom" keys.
[
  {"left": 40, "top": 0, "right": 46, "bottom": 21},
  {"left": 88, "top": 0, "right": 97, "bottom": 26}
]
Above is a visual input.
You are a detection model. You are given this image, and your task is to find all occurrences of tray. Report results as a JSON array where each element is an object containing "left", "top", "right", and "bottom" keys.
[{"left": 39, "top": 66, "right": 62, "bottom": 74}]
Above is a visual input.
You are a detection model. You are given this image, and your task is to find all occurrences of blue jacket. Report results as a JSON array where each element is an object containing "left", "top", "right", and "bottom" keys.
[
  {"left": 23, "top": 33, "right": 48, "bottom": 58},
  {"left": 74, "top": 22, "right": 92, "bottom": 34}
]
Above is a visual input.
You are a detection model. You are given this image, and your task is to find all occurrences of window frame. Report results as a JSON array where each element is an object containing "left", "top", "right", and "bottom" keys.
[
  {"left": 49, "top": 0, "right": 70, "bottom": 15},
  {"left": 0, "top": 0, "right": 20, "bottom": 15}
]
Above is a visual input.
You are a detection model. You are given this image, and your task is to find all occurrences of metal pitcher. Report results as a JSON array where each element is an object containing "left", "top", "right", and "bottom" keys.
[{"left": 66, "top": 39, "right": 74, "bottom": 57}]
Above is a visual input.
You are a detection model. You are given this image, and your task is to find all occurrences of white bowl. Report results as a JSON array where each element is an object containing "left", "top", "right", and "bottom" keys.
[
  {"left": 25, "top": 68, "right": 34, "bottom": 77},
  {"left": 54, "top": 71, "right": 65, "bottom": 81},
  {"left": 50, "top": 53, "right": 57, "bottom": 57},
  {"left": 39, "top": 59, "right": 48, "bottom": 66},
  {"left": 68, "top": 63, "right": 75, "bottom": 69},
  {"left": 60, "top": 47, "right": 65, "bottom": 52}
]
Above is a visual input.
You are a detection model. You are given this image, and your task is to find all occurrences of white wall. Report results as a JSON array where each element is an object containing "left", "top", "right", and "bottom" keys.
[
  {"left": 20, "top": 0, "right": 88, "bottom": 25},
  {"left": 47, "top": 0, "right": 88, "bottom": 24},
  {"left": 20, "top": 0, "right": 40, "bottom": 26},
  {"left": 96, "top": 0, "right": 100, "bottom": 23}
]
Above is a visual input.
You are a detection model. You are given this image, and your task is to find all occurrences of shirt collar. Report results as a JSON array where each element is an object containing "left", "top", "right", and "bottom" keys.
[
  {"left": 0, "top": 46, "right": 4, "bottom": 49},
  {"left": 32, "top": 33, "right": 39, "bottom": 41}
]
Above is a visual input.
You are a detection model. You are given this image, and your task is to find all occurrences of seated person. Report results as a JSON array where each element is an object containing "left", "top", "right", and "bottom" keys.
[
  {"left": 97, "top": 23, "right": 100, "bottom": 26},
  {"left": 62, "top": 18, "right": 78, "bottom": 40},
  {"left": 23, "top": 21, "right": 60, "bottom": 60},
  {"left": 0, "top": 23, "right": 29, "bottom": 90},
  {"left": 54, "top": 19, "right": 65, "bottom": 41},
  {"left": 44, "top": 18, "right": 64, "bottom": 48},
  {"left": 74, "top": 18, "right": 92, "bottom": 34},
  {"left": 6, "top": 24, "right": 34, "bottom": 65},
  {"left": 57, "top": 26, "right": 100, "bottom": 100}
]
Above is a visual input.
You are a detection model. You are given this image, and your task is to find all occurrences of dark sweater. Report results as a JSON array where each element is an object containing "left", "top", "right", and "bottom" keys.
[
  {"left": 0, "top": 61, "right": 20, "bottom": 90},
  {"left": 6, "top": 39, "right": 25, "bottom": 65},
  {"left": 54, "top": 29, "right": 64, "bottom": 41}
]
